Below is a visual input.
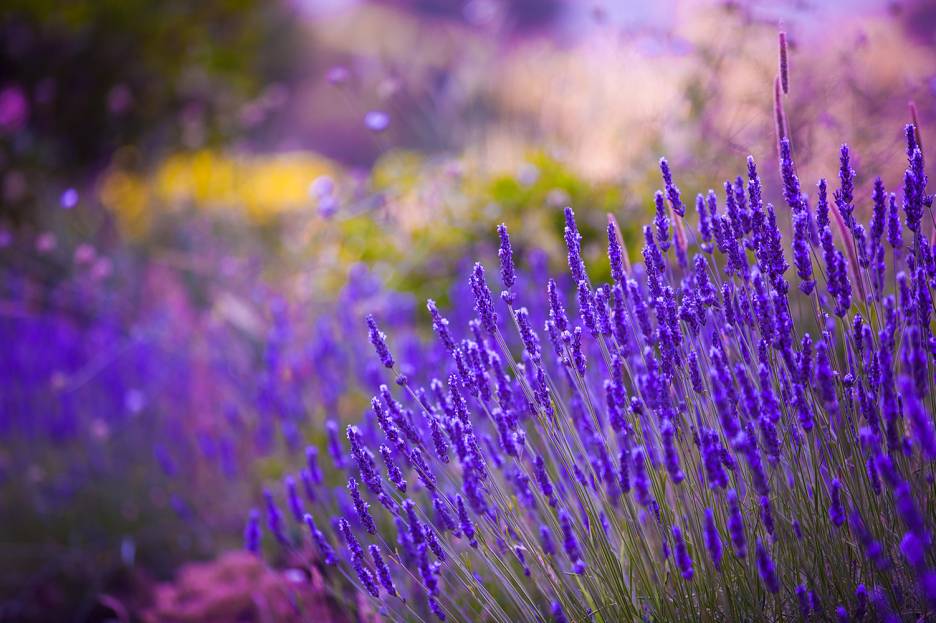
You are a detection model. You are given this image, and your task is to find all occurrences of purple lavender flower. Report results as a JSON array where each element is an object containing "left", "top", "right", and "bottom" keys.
[
  {"left": 660, "top": 157, "right": 686, "bottom": 217},
  {"left": 366, "top": 314, "right": 394, "bottom": 368},
  {"left": 796, "top": 584, "right": 810, "bottom": 618},
  {"left": 368, "top": 544, "right": 397, "bottom": 596},
  {"left": 558, "top": 508, "right": 586, "bottom": 574},
  {"left": 540, "top": 523, "right": 556, "bottom": 555},
  {"left": 427, "top": 299, "right": 456, "bottom": 353},
  {"left": 301, "top": 469, "right": 317, "bottom": 504},
  {"left": 432, "top": 495, "right": 459, "bottom": 536},
  {"left": 631, "top": 446, "right": 653, "bottom": 507},
  {"left": 817, "top": 178, "right": 829, "bottom": 229},
  {"left": 828, "top": 478, "right": 845, "bottom": 527},
  {"left": 428, "top": 596, "right": 446, "bottom": 621},
  {"left": 336, "top": 517, "right": 363, "bottom": 559},
  {"left": 497, "top": 223, "right": 517, "bottom": 294},
  {"left": 425, "top": 524, "right": 446, "bottom": 562},
  {"left": 305, "top": 446, "right": 323, "bottom": 484},
  {"left": 570, "top": 326, "right": 586, "bottom": 375},
  {"left": 760, "top": 495, "right": 775, "bottom": 537},
  {"left": 470, "top": 263, "right": 498, "bottom": 334},
  {"left": 326, "top": 419, "right": 346, "bottom": 469},
  {"left": 836, "top": 144, "right": 856, "bottom": 227},
  {"left": 285, "top": 475, "right": 304, "bottom": 522},
  {"left": 534, "top": 454, "right": 558, "bottom": 507},
  {"left": 792, "top": 209, "right": 815, "bottom": 293},
  {"left": 779, "top": 138, "right": 804, "bottom": 212},
  {"left": 547, "top": 278, "right": 569, "bottom": 333},
  {"left": 563, "top": 206, "right": 586, "bottom": 284},
  {"left": 887, "top": 192, "right": 903, "bottom": 252},
  {"left": 608, "top": 219, "right": 627, "bottom": 284},
  {"left": 755, "top": 538, "right": 779, "bottom": 593},
  {"left": 551, "top": 601, "right": 568, "bottom": 623},
  {"left": 697, "top": 192, "right": 714, "bottom": 252},
  {"left": 900, "top": 374, "right": 936, "bottom": 459},
  {"left": 701, "top": 429, "right": 727, "bottom": 490},
  {"left": 661, "top": 418, "right": 684, "bottom": 484},
  {"left": 304, "top": 514, "right": 336, "bottom": 565},
  {"left": 894, "top": 482, "right": 928, "bottom": 540},
  {"left": 245, "top": 509, "right": 261, "bottom": 554},
  {"left": 778, "top": 32, "right": 789, "bottom": 93},
  {"left": 428, "top": 415, "right": 451, "bottom": 464},
  {"left": 654, "top": 190, "right": 671, "bottom": 251},
  {"left": 410, "top": 447, "right": 437, "bottom": 491},
  {"left": 672, "top": 524, "right": 694, "bottom": 580},
  {"left": 872, "top": 586, "right": 904, "bottom": 623},
  {"left": 380, "top": 445, "right": 407, "bottom": 492},
  {"left": 348, "top": 477, "right": 377, "bottom": 535},
  {"left": 263, "top": 489, "right": 289, "bottom": 546},
  {"left": 815, "top": 340, "right": 840, "bottom": 420},
  {"left": 903, "top": 149, "right": 926, "bottom": 234},
  {"left": 727, "top": 489, "right": 746, "bottom": 558},
  {"left": 702, "top": 507, "right": 723, "bottom": 571},
  {"left": 456, "top": 495, "right": 477, "bottom": 548},
  {"left": 616, "top": 448, "right": 631, "bottom": 495},
  {"left": 593, "top": 285, "right": 613, "bottom": 337},
  {"left": 576, "top": 280, "right": 598, "bottom": 338},
  {"left": 855, "top": 584, "right": 868, "bottom": 620}
]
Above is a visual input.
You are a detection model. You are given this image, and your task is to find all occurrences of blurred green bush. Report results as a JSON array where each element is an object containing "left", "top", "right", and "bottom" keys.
[{"left": 0, "top": 0, "right": 302, "bottom": 223}]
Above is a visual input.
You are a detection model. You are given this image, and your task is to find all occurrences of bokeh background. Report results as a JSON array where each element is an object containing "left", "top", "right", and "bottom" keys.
[{"left": 1, "top": 0, "right": 935, "bottom": 620}]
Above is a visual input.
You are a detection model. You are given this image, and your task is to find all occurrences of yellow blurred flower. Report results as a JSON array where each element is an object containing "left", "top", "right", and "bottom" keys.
[{"left": 100, "top": 150, "right": 337, "bottom": 235}]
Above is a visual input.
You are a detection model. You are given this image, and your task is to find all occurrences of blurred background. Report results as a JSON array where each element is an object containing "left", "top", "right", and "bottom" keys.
[{"left": 1, "top": 0, "right": 935, "bottom": 620}]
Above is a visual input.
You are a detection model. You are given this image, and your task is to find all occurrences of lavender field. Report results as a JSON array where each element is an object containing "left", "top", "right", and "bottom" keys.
[{"left": 2, "top": 1, "right": 936, "bottom": 622}]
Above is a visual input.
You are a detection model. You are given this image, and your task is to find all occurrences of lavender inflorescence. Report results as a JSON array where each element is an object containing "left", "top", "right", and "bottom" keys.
[{"left": 252, "top": 124, "right": 936, "bottom": 622}]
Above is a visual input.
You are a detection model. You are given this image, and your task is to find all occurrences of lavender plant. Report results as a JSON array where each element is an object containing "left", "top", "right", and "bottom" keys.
[{"left": 252, "top": 125, "right": 936, "bottom": 621}]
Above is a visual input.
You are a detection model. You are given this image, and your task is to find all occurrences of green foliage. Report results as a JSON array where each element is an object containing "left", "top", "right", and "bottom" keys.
[{"left": 0, "top": 0, "right": 301, "bottom": 222}]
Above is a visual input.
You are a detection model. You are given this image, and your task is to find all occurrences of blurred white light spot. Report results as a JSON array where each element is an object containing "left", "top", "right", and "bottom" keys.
[
  {"left": 60, "top": 188, "right": 79, "bottom": 209},
  {"left": 308, "top": 176, "right": 334, "bottom": 199},
  {"left": 125, "top": 389, "right": 145, "bottom": 414},
  {"left": 364, "top": 110, "right": 390, "bottom": 133}
]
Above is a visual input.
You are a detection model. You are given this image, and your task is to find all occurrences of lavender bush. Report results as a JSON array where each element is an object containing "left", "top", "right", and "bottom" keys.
[{"left": 252, "top": 118, "right": 936, "bottom": 622}]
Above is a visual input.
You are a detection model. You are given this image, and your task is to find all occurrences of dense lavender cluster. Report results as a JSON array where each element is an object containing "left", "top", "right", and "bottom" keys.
[{"left": 251, "top": 126, "right": 936, "bottom": 622}]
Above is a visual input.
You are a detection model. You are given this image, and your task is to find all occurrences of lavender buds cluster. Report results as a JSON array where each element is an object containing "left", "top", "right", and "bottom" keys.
[{"left": 252, "top": 124, "right": 936, "bottom": 622}]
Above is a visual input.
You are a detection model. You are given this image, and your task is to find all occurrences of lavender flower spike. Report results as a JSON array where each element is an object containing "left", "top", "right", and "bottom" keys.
[
  {"left": 703, "top": 508, "right": 723, "bottom": 571},
  {"left": 369, "top": 544, "right": 398, "bottom": 597},
  {"left": 304, "top": 513, "right": 336, "bottom": 565},
  {"left": 563, "top": 206, "right": 586, "bottom": 284},
  {"left": 427, "top": 299, "right": 455, "bottom": 353},
  {"left": 755, "top": 538, "right": 780, "bottom": 593},
  {"left": 558, "top": 508, "right": 586, "bottom": 573},
  {"left": 244, "top": 508, "right": 261, "bottom": 554},
  {"left": 497, "top": 223, "right": 517, "bottom": 297},
  {"left": 608, "top": 217, "right": 627, "bottom": 284},
  {"left": 366, "top": 314, "right": 394, "bottom": 368},
  {"left": 348, "top": 477, "right": 377, "bottom": 534},
  {"left": 660, "top": 157, "right": 686, "bottom": 217},
  {"left": 672, "top": 524, "right": 694, "bottom": 580},
  {"left": 727, "top": 489, "right": 747, "bottom": 558},
  {"left": 470, "top": 262, "right": 499, "bottom": 334}
]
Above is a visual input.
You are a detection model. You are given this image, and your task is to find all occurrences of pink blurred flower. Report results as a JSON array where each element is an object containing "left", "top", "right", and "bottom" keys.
[
  {"left": 326, "top": 66, "right": 350, "bottom": 86},
  {"left": 108, "top": 84, "right": 133, "bottom": 114},
  {"left": 74, "top": 243, "right": 97, "bottom": 265},
  {"left": 0, "top": 85, "right": 28, "bottom": 132},
  {"left": 92, "top": 257, "right": 113, "bottom": 280},
  {"left": 36, "top": 232, "right": 57, "bottom": 253}
]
